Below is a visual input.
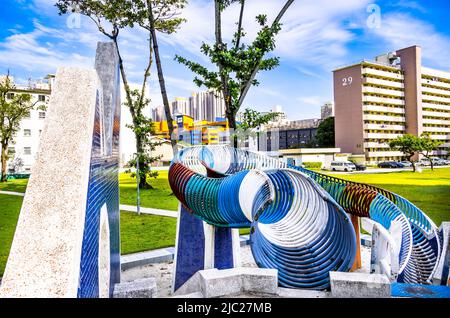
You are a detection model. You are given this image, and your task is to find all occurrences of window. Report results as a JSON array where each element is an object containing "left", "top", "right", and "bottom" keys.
[
  {"left": 24, "top": 129, "right": 31, "bottom": 137},
  {"left": 38, "top": 95, "right": 46, "bottom": 102},
  {"left": 6, "top": 93, "right": 14, "bottom": 99},
  {"left": 39, "top": 112, "right": 46, "bottom": 119},
  {"left": 24, "top": 147, "right": 31, "bottom": 155}
]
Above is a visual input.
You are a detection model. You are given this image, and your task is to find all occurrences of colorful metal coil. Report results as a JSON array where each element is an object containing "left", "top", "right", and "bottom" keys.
[{"left": 169, "top": 145, "right": 442, "bottom": 289}]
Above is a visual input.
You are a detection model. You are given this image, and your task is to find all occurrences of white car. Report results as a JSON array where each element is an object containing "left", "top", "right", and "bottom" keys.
[{"left": 330, "top": 161, "right": 356, "bottom": 172}]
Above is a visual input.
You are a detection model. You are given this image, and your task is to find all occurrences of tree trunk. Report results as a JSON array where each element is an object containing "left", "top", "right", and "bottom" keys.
[
  {"left": 148, "top": 0, "right": 177, "bottom": 155},
  {"left": 227, "top": 112, "right": 238, "bottom": 148},
  {"left": 1, "top": 142, "right": 8, "bottom": 182},
  {"left": 409, "top": 155, "right": 416, "bottom": 172},
  {"left": 428, "top": 156, "right": 434, "bottom": 171}
]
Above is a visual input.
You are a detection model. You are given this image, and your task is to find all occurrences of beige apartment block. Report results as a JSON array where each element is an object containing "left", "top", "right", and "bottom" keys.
[{"left": 334, "top": 45, "right": 450, "bottom": 163}]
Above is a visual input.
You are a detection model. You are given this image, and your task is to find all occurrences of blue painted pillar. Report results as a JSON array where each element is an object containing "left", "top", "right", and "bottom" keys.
[{"left": 172, "top": 204, "right": 239, "bottom": 293}]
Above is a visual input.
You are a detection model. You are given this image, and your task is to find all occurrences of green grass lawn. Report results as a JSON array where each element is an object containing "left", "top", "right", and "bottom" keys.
[
  {"left": 0, "top": 178, "right": 28, "bottom": 193},
  {"left": 0, "top": 194, "right": 23, "bottom": 277},
  {"left": 120, "top": 211, "right": 177, "bottom": 254},
  {"left": 119, "top": 171, "right": 178, "bottom": 211},
  {"left": 324, "top": 168, "right": 450, "bottom": 226}
]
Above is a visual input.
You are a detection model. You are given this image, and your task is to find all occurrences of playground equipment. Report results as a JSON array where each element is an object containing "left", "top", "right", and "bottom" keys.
[{"left": 169, "top": 145, "right": 443, "bottom": 290}]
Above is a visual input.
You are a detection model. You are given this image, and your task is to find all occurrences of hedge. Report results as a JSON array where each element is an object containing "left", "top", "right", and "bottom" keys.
[{"left": 302, "top": 162, "right": 322, "bottom": 169}]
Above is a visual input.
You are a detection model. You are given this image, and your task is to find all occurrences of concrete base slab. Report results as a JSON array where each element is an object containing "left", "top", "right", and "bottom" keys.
[
  {"left": 330, "top": 271, "right": 391, "bottom": 298},
  {"left": 277, "top": 287, "right": 331, "bottom": 298},
  {"left": 113, "top": 277, "right": 157, "bottom": 298},
  {"left": 174, "top": 267, "right": 278, "bottom": 298}
]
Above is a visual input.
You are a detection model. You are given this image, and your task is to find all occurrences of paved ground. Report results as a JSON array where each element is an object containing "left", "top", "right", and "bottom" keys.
[{"left": 121, "top": 244, "right": 371, "bottom": 298}]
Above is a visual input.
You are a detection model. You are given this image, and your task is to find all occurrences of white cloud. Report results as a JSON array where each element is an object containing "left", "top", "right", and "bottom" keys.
[
  {"left": 296, "top": 96, "right": 323, "bottom": 106},
  {"left": 162, "top": 0, "right": 373, "bottom": 69},
  {"left": 368, "top": 13, "right": 450, "bottom": 71}
]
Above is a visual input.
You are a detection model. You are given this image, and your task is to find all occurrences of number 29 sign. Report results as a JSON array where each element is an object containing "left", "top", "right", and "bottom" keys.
[{"left": 342, "top": 77, "right": 353, "bottom": 86}]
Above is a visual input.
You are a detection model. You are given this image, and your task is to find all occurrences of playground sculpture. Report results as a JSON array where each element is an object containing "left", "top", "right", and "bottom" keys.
[{"left": 169, "top": 145, "right": 444, "bottom": 291}]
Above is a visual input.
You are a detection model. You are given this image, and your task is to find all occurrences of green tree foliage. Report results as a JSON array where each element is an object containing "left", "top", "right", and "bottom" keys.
[
  {"left": 235, "top": 108, "right": 280, "bottom": 146},
  {"left": 315, "top": 117, "right": 335, "bottom": 148},
  {"left": 175, "top": 0, "right": 294, "bottom": 147},
  {"left": 0, "top": 74, "right": 45, "bottom": 182},
  {"left": 238, "top": 108, "right": 280, "bottom": 132},
  {"left": 56, "top": 0, "right": 186, "bottom": 188},
  {"left": 389, "top": 134, "right": 422, "bottom": 172},
  {"left": 419, "top": 133, "right": 443, "bottom": 171}
]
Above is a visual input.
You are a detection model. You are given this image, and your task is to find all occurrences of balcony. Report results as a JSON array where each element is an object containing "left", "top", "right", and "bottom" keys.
[
  {"left": 422, "top": 118, "right": 450, "bottom": 125},
  {"left": 362, "top": 105, "right": 405, "bottom": 114},
  {"left": 363, "top": 86, "right": 404, "bottom": 97},
  {"left": 422, "top": 94, "right": 450, "bottom": 104},
  {"left": 363, "top": 68, "right": 403, "bottom": 81},
  {"left": 363, "top": 142, "right": 390, "bottom": 149},
  {"left": 367, "top": 151, "right": 405, "bottom": 158},
  {"left": 364, "top": 124, "right": 405, "bottom": 131},
  {"left": 363, "top": 114, "right": 405, "bottom": 122},
  {"left": 363, "top": 133, "right": 403, "bottom": 139},
  {"left": 423, "top": 126, "right": 450, "bottom": 133},
  {"left": 430, "top": 135, "right": 450, "bottom": 141},
  {"left": 422, "top": 110, "right": 450, "bottom": 119},
  {"left": 421, "top": 86, "right": 450, "bottom": 98},
  {"left": 363, "top": 95, "right": 404, "bottom": 106},
  {"left": 363, "top": 77, "right": 404, "bottom": 89},
  {"left": 421, "top": 78, "right": 450, "bottom": 90}
]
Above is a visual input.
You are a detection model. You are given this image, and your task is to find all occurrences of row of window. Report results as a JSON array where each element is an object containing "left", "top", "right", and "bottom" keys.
[
  {"left": 362, "top": 73, "right": 404, "bottom": 84},
  {"left": 22, "top": 129, "right": 42, "bottom": 137},
  {"left": 8, "top": 147, "right": 32, "bottom": 155},
  {"left": 363, "top": 92, "right": 405, "bottom": 101},
  {"left": 365, "top": 130, "right": 403, "bottom": 134},
  {"left": 363, "top": 83, "right": 404, "bottom": 92},
  {"left": 422, "top": 75, "right": 450, "bottom": 85},
  {"left": 422, "top": 99, "right": 450, "bottom": 107},
  {"left": 364, "top": 111, "right": 405, "bottom": 118},
  {"left": 422, "top": 83, "right": 450, "bottom": 93},
  {"left": 422, "top": 91, "right": 450, "bottom": 99},
  {"left": 362, "top": 64, "right": 403, "bottom": 75},
  {"left": 364, "top": 120, "right": 405, "bottom": 126},
  {"left": 6, "top": 93, "right": 47, "bottom": 102},
  {"left": 363, "top": 102, "right": 405, "bottom": 109}
]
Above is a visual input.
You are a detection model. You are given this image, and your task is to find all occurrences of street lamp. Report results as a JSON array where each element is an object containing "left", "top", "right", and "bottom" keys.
[{"left": 135, "top": 152, "right": 141, "bottom": 215}]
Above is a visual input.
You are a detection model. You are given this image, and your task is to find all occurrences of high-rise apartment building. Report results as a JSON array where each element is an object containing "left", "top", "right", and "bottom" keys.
[
  {"left": 321, "top": 102, "right": 334, "bottom": 120},
  {"left": 334, "top": 45, "right": 450, "bottom": 163},
  {"left": 0, "top": 75, "right": 54, "bottom": 174},
  {"left": 152, "top": 90, "right": 226, "bottom": 123}
]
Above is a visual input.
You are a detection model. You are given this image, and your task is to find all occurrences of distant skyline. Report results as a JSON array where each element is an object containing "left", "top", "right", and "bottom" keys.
[{"left": 1, "top": 0, "right": 450, "bottom": 120}]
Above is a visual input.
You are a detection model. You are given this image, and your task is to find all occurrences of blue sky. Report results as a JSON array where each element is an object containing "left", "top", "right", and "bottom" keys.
[{"left": 1, "top": 0, "right": 449, "bottom": 120}]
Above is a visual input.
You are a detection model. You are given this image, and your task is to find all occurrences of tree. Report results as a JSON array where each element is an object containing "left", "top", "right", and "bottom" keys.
[
  {"left": 0, "top": 74, "right": 44, "bottom": 182},
  {"left": 238, "top": 108, "right": 280, "bottom": 132},
  {"left": 175, "top": 0, "right": 294, "bottom": 147},
  {"left": 315, "top": 117, "right": 335, "bottom": 148},
  {"left": 419, "top": 133, "right": 443, "bottom": 171},
  {"left": 12, "top": 156, "right": 24, "bottom": 174},
  {"left": 56, "top": 0, "right": 186, "bottom": 188},
  {"left": 134, "top": 0, "right": 187, "bottom": 154},
  {"left": 236, "top": 107, "right": 280, "bottom": 147},
  {"left": 388, "top": 134, "right": 421, "bottom": 172}
]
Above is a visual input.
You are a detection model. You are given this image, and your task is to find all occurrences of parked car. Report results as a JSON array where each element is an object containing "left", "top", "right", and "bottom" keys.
[
  {"left": 400, "top": 161, "right": 413, "bottom": 167},
  {"left": 353, "top": 163, "right": 367, "bottom": 171},
  {"left": 330, "top": 161, "right": 356, "bottom": 172},
  {"left": 394, "top": 162, "right": 406, "bottom": 168},
  {"left": 378, "top": 161, "right": 399, "bottom": 168},
  {"left": 418, "top": 159, "right": 431, "bottom": 166}
]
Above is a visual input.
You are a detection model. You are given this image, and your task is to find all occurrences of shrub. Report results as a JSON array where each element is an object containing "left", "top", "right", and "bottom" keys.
[{"left": 303, "top": 162, "right": 322, "bottom": 169}]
